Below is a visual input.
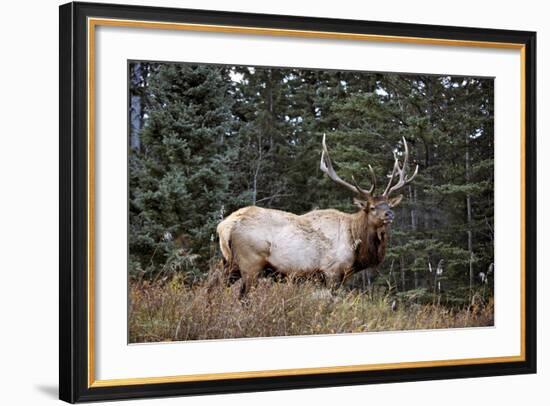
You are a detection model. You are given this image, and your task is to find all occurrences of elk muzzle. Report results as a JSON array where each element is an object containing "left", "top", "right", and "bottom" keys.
[{"left": 383, "top": 209, "right": 395, "bottom": 224}]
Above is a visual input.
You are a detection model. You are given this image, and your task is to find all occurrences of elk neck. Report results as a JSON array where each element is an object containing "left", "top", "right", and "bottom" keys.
[{"left": 350, "top": 210, "right": 388, "bottom": 271}]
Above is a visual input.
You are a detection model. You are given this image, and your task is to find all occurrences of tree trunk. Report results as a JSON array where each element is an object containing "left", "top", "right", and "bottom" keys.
[
  {"left": 465, "top": 134, "right": 474, "bottom": 301},
  {"left": 389, "top": 259, "right": 396, "bottom": 293},
  {"left": 252, "top": 134, "right": 263, "bottom": 205},
  {"left": 409, "top": 186, "right": 417, "bottom": 231},
  {"left": 400, "top": 255, "right": 406, "bottom": 292},
  {"left": 130, "top": 63, "right": 143, "bottom": 151},
  {"left": 409, "top": 186, "right": 418, "bottom": 288}
]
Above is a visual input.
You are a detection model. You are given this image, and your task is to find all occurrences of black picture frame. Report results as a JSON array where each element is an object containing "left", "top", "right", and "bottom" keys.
[{"left": 59, "top": 1, "right": 537, "bottom": 403}]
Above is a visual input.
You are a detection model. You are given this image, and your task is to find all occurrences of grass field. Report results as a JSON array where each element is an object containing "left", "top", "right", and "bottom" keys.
[{"left": 128, "top": 271, "right": 494, "bottom": 343}]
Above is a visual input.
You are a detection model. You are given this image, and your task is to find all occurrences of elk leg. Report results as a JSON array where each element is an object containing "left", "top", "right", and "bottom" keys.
[
  {"left": 325, "top": 271, "right": 344, "bottom": 292},
  {"left": 223, "top": 258, "right": 241, "bottom": 286},
  {"left": 239, "top": 275, "right": 253, "bottom": 299},
  {"left": 237, "top": 255, "right": 264, "bottom": 299}
]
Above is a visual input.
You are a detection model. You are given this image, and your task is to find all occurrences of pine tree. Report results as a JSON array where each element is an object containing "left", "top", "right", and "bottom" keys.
[{"left": 129, "top": 63, "right": 234, "bottom": 279}]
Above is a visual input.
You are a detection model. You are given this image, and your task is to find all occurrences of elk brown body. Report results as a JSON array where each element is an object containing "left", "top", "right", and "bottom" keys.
[{"left": 217, "top": 136, "right": 418, "bottom": 295}]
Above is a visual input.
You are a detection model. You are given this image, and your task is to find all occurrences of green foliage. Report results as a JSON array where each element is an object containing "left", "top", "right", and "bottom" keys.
[
  {"left": 129, "top": 62, "right": 494, "bottom": 304},
  {"left": 129, "top": 64, "right": 233, "bottom": 277}
]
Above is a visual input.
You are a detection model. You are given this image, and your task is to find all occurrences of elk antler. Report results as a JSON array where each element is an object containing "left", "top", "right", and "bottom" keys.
[
  {"left": 382, "top": 137, "right": 419, "bottom": 196},
  {"left": 320, "top": 134, "right": 375, "bottom": 197}
]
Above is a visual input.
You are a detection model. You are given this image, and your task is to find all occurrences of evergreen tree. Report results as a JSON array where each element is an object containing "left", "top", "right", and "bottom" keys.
[{"left": 129, "top": 63, "right": 234, "bottom": 279}]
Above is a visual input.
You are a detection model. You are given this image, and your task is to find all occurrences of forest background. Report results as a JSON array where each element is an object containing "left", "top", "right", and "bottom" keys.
[{"left": 128, "top": 61, "right": 494, "bottom": 311}]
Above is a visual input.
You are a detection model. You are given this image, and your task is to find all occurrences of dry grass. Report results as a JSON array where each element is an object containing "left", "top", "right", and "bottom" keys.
[{"left": 129, "top": 272, "right": 493, "bottom": 343}]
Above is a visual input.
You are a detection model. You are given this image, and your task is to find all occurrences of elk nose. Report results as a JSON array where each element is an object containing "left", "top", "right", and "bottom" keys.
[{"left": 385, "top": 210, "right": 394, "bottom": 220}]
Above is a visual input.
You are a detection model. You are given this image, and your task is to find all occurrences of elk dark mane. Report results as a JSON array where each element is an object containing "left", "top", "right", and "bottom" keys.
[{"left": 350, "top": 210, "right": 388, "bottom": 271}]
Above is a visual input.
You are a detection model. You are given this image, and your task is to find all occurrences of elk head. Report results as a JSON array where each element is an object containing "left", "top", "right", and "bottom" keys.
[{"left": 320, "top": 134, "right": 419, "bottom": 228}]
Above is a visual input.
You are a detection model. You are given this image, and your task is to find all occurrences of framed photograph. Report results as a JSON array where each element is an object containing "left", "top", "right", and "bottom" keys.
[{"left": 59, "top": 1, "right": 536, "bottom": 403}]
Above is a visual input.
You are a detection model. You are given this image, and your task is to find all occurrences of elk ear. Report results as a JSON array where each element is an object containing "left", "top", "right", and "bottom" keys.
[
  {"left": 353, "top": 197, "right": 368, "bottom": 209},
  {"left": 388, "top": 194, "right": 403, "bottom": 208}
]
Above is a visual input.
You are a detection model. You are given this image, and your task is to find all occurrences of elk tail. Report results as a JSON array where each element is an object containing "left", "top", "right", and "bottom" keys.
[
  {"left": 215, "top": 218, "right": 243, "bottom": 286},
  {"left": 216, "top": 220, "right": 233, "bottom": 264}
]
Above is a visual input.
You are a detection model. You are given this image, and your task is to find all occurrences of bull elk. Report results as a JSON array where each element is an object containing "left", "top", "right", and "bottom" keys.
[{"left": 216, "top": 135, "right": 418, "bottom": 295}]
